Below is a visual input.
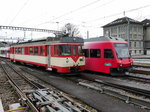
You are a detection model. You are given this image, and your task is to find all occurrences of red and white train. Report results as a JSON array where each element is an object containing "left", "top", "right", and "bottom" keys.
[
  {"left": 0, "top": 47, "right": 10, "bottom": 58},
  {"left": 84, "top": 37, "right": 133, "bottom": 76},
  {"left": 10, "top": 37, "right": 85, "bottom": 74}
]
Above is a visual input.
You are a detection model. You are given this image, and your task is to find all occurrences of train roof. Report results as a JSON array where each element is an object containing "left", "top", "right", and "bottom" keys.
[
  {"left": 11, "top": 36, "right": 84, "bottom": 46},
  {"left": 84, "top": 36, "right": 125, "bottom": 42}
]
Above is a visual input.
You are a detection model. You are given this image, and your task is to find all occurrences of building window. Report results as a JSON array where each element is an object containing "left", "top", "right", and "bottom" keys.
[
  {"left": 133, "top": 26, "right": 137, "bottom": 32},
  {"left": 133, "top": 34, "right": 137, "bottom": 39},
  {"left": 90, "top": 49, "right": 100, "bottom": 58},
  {"left": 104, "top": 49, "right": 114, "bottom": 59},
  {"left": 134, "top": 42, "right": 136, "bottom": 48}
]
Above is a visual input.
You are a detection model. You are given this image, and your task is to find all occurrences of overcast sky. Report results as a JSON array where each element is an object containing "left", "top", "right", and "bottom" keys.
[{"left": 0, "top": 0, "right": 150, "bottom": 39}]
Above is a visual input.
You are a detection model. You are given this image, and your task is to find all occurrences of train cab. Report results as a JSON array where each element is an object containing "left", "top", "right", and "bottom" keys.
[{"left": 84, "top": 36, "right": 133, "bottom": 76}]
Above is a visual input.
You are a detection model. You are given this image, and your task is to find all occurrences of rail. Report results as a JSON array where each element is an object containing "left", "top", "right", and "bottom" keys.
[
  {"left": 79, "top": 73, "right": 150, "bottom": 109},
  {"left": 1, "top": 59, "right": 92, "bottom": 112}
]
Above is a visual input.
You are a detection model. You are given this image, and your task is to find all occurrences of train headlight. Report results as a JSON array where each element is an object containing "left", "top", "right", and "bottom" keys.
[
  {"left": 120, "top": 64, "right": 123, "bottom": 67},
  {"left": 66, "top": 58, "right": 69, "bottom": 63},
  {"left": 80, "top": 57, "right": 84, "bottom": 61}
]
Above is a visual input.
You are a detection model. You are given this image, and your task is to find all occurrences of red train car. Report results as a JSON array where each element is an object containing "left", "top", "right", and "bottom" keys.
[
  {"left": 84, "top": 37, "right": 133, "bottom": 76},
  {"left": 10, "top": 37, "right": 85, "bottom": 74},
  {"left": 0, "top": 47, "right": 10, "bottom": 58}
]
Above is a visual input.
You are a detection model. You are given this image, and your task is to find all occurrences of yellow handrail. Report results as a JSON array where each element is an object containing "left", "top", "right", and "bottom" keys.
[{"left": 4, "top": 107, "right": 27, "bottom": 112}]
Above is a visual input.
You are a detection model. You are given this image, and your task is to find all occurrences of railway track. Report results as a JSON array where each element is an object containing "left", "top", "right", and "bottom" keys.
[
  {"left": 2, "top": 60, "right": 94, "bottom": 112},
  {"left": 125, "top": 73, "right": 150, "bottom": 84},
  {"left": 0, "top": 60, "right": 39, "bottom": 111},
  {"left": 3, "top": 58, "right": 150, "bottom": 112},
  {"left": 72, "top": 73, "right": 150, "bottom": 110},
  {"left": 132, "top": 65, "right": 150, "bottom": 75},
  {"left": 16, "top": 62, "right": 150, "bottom": 111}
]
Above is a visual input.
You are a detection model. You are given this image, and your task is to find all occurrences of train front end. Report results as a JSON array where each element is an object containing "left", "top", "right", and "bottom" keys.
[
  {"left": 50, "top": 37, "right": 85, "bottom": 74},
  {"left": 110, "top": 42, "right": 133, "bottom": 76}
]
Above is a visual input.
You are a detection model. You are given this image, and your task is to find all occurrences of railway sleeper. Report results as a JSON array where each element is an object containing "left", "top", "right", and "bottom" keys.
[{"left": 25, "top": 88, "right": 90, "bottom": 112}]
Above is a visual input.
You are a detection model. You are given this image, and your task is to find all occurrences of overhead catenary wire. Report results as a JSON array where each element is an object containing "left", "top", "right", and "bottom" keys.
[
  {"left": 36, "top": 1, "right": 150, "bottom": 29},
  {"left": 87, "top": 3, "right": 150, "bottom": 23},
  {"left": 36, "top": 0, "right": 102, "bottom": 26},
  {"left": 20, "top": 0, "right": 114, "bottom": 27},
  {"left": 9, "top": 0, "right": 30, "bottom": 25}
]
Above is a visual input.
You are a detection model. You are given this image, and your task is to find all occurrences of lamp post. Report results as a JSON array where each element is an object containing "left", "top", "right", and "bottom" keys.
[
  {"left": 5, "top": 32, "right": 7, "bottom": 42},
  {"left": 56, "top": 22, "right": 59, "bottom": 31},
  {"left": 127, "top": 18, "right": 130, "bottom": 47}
]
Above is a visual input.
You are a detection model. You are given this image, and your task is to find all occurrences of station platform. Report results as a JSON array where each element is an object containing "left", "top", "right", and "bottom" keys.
[
  {"left": 132, "top": 55, "right": 150, "bottom": 59},
  {"left": 0, "top": 99, "right": 4, "bottom": 112}
]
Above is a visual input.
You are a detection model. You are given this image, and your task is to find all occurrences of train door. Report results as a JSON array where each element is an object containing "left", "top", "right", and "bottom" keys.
[
  {"left": 72, "top": 45, "right": 78, "bottom": 62},
  {"left": 12, "top": 47, "right": 15, "bottom": 59},
  {"left": 47, "top": 45, "right": 51, "bottom": 70},
  {"left": 102, "top": 49, "right": 115, "bottom": 74}
]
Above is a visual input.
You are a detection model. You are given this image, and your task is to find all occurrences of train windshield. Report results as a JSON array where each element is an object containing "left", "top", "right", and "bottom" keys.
[
  {"left": 114, "top": 43, "right": 130, "bottom": 59},
  {"left": 59, "top": 45, "right": 71, "bottom": 56}
]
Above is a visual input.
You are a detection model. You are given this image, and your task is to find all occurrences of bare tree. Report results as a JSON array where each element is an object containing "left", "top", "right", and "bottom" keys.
[{"left": 61, "top": 23, "right": 81, "bottom": 37}]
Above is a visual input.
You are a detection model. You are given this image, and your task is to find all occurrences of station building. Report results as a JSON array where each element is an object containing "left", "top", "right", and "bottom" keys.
[
  {"left": 102, "top": 17, "right": 144, "bottom": 55},
  {"left": 142, "top": 19, "right": 150, "bottom": 55}
]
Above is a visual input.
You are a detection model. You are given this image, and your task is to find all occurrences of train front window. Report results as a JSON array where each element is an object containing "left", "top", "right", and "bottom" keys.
[
  {"left": 59, "top": 45, "right": 71, "bottom": 56},
  {"left": 73, "top": 45, "right": 77, "bottom": 55},
  {"left": 114, "top": 43, "right": 130, "bottom": 59},
  {"left": 78, "top": 45, "right": 83, "bottom": 55}
]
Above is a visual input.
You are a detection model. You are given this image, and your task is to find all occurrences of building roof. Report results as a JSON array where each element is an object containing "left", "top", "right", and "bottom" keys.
[
  {"left": 11, "top": 37, "right": 84, "bottom": 46},
  {"left": 0, "top": 42, "right": 9, "bottom": 47},
  {"left": 103, "top": 17, "right": 142, "bottom": 28},
  {"left": 142, "top": 19, "right": 150, "bottom": 27},
  {"left": 84, "top": 36, "right": 124, "bottom": 42}
]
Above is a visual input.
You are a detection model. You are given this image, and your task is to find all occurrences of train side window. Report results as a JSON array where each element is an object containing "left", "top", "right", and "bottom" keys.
[
  {"left": 34, "top": 47, "right": 38, "bottom": 55},
  {"left": 1, "top": 50, "right": 4, "bottom": 54},
  {"left": 29, "top": 47, "right": 33, "bottom": 54},
  {"left": 73, "top": 45, "right": 77, "bottom": 55},
  {"left": 104, "top": 49, "right": 114, "bottom": 59},
  {"left": 54, "top": 45, "right": 59, "bottom": 56},
  {"left": 18, "top": 48, "right": 21, "bottom": 54},
  {"left": 40, "top": 46, "right": 44, "bottom": 55},
  {"left": 21, "top": 48, "right": 24, "bottom": 54},
  {"left": 15, "top": 48, "right": 18, "bottom": 54},
  {"left": 83, "top": 49, "right": 89, "bottom": 57},
  {"left": 90, "top": 49, "right": 100, "bottom": 58}
]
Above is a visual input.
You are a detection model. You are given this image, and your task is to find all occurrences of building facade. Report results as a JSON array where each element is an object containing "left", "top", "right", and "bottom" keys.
[
  {"left": 103, "top": 17, "right": 144, "bottom": 55},
  {"left": 142, "top": 19, "right": 150, "bottom": 54}
]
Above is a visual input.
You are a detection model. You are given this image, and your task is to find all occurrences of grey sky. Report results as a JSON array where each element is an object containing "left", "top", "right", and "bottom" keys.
[{"left": 0, "top": 0, "right": 150, "bottom": 38}]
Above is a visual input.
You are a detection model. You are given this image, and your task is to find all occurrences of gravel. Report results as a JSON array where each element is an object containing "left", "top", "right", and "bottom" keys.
[{"left": 0, "top": 63, "right": 19, "bottom": 110}]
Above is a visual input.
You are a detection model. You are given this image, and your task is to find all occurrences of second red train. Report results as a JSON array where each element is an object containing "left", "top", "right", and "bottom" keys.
[{"left": 84, "top": 36, "right": 133, "bottom": 76}]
